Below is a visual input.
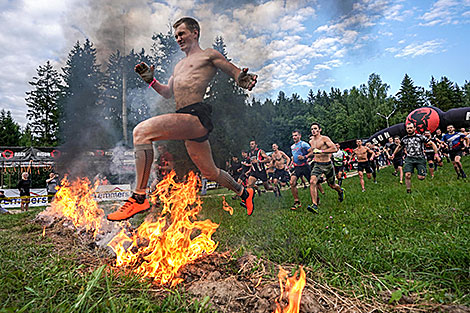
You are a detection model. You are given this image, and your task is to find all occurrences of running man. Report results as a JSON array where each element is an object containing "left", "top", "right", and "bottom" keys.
[
  {"left": 305, "top": 123, "right": 344, "bottom": 213},
  {"left": 246, "top": 140, "right": 274, "bottom": 195},
  {"left": 332, "top": 143, "right": 347, "bottom": 186},
  {"left": 289, "top": 130, "right": 311, "bottom": 210},
  {"left": 442, "top": 124, "right": 468, "bottom": 179},
  {"left": 365, "top": 142, "right": 379, "bottom": 183},
  {"left": 386, "top": 136, "right": 404, "bottom": 184},
  {"left": 271, "top": 143, "right": 290, "bottom": 197},
  {"left": 392, "top": 122, "right": 440, "bottom": 193},
  {"left": 107, "top": 17, "right": 257, "bottom": 220},
  {"left": 423, "top": 130, "right": 439, "bottom": 178},
  {"left": 353, "top": 140, "right": 374, "bottom": 192}
]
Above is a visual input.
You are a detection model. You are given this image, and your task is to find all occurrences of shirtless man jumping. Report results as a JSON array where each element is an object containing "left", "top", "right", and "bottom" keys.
[
  {"left": 305, "top": 123, "right": 344, "bottom": 214},
  {"left": 353, "top": 139, "right": 374, "bottom": 192},
  {"left": 107, "top": 17, "right": 257, "bottom": 220}
]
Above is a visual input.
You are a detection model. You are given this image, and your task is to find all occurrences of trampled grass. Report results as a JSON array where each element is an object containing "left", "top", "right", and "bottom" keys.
[
  {"left": 200, "top": 157, "right": 469, "bottom": 305},
  {"left": 0, "top": 157, "right": 468, "bottom": 312}
]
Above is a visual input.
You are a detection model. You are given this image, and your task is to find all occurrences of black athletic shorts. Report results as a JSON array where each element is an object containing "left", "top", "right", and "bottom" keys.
[
  {"left": 334, "top": 165, "right": 344, "bottom": 173},
  {"left": 176, "top": 102, "right": 213, "bottom": 142},
  {"left": 393, "top": 158, "right": 403, "bottom": 168},
  {"left": 448, "top": 150, "right": 463, "bottom": 162},
  {"left": 273, "top": 168, "right": 289, "bottom": 183},
  {"left": 425, "top": 152, "right": 435, "bottom": 162},
  {"left": 249, "top": 170, "right": 268, "bottom": 182},
  {"left": 293, "top": 164, "right": 311, "bottom": 181},
  {"left": 357, "top": 161, "right": 372, "bottom": 173}
]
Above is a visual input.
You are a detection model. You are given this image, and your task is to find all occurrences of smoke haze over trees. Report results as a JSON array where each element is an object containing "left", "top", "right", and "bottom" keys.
[{"left": 4, "top": 31, "right": 470, "bottom": 175}]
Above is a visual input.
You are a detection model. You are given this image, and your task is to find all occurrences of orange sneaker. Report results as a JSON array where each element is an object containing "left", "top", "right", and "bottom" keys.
[
  {"left": 241, "top": 188, "right": 255, "bottom": 216},
  {"left": 107, "top": 196, "right": 150, "bottom": 221}
]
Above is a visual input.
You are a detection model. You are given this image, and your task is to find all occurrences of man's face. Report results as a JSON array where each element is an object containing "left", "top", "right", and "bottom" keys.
[
  {"left": 388, "top": 137, "right": 393, "bottom": 143},
  {"left": 406, "top": 123, "right": 416, "bottom": 135},
  {"left": 310, "top": 125, "right": 320, "bottom": 136},
  {"left": 241, "top": 152, "right": 247, "bottom": 158},
  {"left": 356, "top": 139, "right": 362, "bottom": 147},
  {"left": 272, "top": 144, "right": 278, "bottom": 151},
  {"left": 424, "top": 131, "right": 431, "bottom": 138},
  {"left": 436, "top": 129, "right": 442, "bottom": 135},
  {"left": 447, "top": 125, "right": 455, "bottom": 133},
  {"left": 394, "top": 138, "right": 400, "bottom": 144},
  {"left": 292, "top": 132, "right": 300, "bottom": 143},
  {"left": 249, "top": 141, "right": 256, "bottom": 150},
  {"left": 174, "top": 23, "right": 197, "bottom": 52}
]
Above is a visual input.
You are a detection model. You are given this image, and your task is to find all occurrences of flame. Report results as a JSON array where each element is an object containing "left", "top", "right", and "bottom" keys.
[
  {"left": 274, "top": 266, "right": 306, "bottom": 313},
  {"left": 49, "top": 176, "right": 104, "bottom": 238},
  {"left": 107, "top": 171, "right": 219, "bottom": 286},
  {"left": 222, "top": 196, "right": 233, "bottom": 215}
]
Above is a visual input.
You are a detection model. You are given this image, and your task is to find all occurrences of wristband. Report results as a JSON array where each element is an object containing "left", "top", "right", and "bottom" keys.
[{"left": 148, "top": 78, "right": 157, "bottom": 88}]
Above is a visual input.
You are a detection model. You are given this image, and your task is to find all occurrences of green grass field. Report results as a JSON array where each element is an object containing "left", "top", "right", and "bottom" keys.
[{"left": 0, "top": 158, "right": 469, "bottom": 312}]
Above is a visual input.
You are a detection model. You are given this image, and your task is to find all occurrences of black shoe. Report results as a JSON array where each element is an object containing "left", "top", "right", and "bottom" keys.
[
  {"left": 307, "top": 204, "right": 319, "bottom": 214},
  {"left": 392, "top": 172, "right": 397, "bottom": 177},
  {"left": 406, "top": 189, "right": 412, "bottom": 194},
  {"left": 338, "top": 188, "right": 344, "bottom": 202},
  {"left": 461, "top": 172, "right": 467, "bottom": 179}
]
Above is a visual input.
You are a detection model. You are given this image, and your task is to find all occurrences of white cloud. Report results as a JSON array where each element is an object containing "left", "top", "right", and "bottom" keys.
[
  {"left": 394, "top": 39, "right": 445, "bottom": 58},
  {"left": 0, "top": 0, "right": 68, "bottom": 125},
  {"left": 419, "top": 0, "right": 468, "bottom": 26}
]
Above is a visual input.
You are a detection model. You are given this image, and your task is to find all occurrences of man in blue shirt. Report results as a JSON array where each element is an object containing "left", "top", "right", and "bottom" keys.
[
  {"left": 442, "top": 124, "right": 468, "bottom": 179},
  {"left": 290, "top": 130, "right": 311, "bottom": 210}
]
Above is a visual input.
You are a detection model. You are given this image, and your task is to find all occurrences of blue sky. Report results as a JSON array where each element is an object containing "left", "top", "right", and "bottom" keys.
[{"left": 1, "top": 0, "right": 469, "bottom": 126}]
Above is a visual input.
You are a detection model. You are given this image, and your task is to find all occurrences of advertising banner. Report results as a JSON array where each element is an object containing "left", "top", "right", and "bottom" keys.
[
  {"left": 93, "top": 184, "right": 132, "bottom": 202},
  {"left": 1, "top": 188, "right": 48, "bottom": 208}
]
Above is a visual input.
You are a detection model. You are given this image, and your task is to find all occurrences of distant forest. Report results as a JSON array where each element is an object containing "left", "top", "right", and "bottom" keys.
[{"left": 2, "top": 31, "right": 469, "bottom": 168}]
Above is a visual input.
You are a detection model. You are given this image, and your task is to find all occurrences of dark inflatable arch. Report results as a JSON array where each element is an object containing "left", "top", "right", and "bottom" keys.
[{"left": 367, "top": 106, "right": 470, "bottom": 145}]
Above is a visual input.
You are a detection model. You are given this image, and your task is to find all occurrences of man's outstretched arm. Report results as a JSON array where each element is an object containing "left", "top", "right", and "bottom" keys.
[{"left": 209, "top": 49, "right": 257, "bottom": 91}]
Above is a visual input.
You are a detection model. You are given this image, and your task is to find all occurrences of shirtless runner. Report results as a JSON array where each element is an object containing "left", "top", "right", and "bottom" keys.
[
  {"left": 353, "top": 139, "right": 374, "bottom": 192},
  {"left": 305, "top": 122, "right": 344, "bottom": 214},
  {"left": 107, "top": 17, "right": 257, "bottom": 220},
  {"left": 271, "top": 143, "right": 290, "bottom": 196}
]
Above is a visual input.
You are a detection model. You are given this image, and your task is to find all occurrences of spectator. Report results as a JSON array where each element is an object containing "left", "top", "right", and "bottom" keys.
[
  {"left": 46, "top": 172, "right": 60, "bottom": 203},
  {"left": 0, "top": 190, "right": 11, "bottom": 214},
  {"left": 18, "top": 172, "right": 31, "bottom": 211}
]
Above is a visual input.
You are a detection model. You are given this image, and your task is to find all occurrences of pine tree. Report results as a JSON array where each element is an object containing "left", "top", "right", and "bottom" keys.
[
  {"left": 0, "top": 110, "right": 21, "bottom": 146},
  {"left": 396, "top": 74, "right": 425, "bottom": 113},
  {"left": 59, "top": 39, "right": 104, "bottom": 146},
  {"left": 463, "top": 81, "right": 470, "bottom": 107},
  {"left": 428, "top": 76, "right": 457, "bottom": 111},
  {"left": 25, "top": 61, "right": 61, "bottom": 146}
]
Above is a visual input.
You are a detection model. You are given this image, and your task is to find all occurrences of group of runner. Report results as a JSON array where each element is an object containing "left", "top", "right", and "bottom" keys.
[{"left": 227, "top": 122, "right": 469, "bottom": 211}]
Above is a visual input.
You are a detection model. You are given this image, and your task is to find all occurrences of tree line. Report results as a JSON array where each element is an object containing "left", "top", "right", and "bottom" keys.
[{"left": 1, "top": 30, "right": 470, "bottom": 168}]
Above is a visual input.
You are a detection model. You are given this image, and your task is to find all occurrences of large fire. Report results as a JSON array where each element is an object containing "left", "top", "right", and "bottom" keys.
[
  {"left": 43, "top": 171, "right": 219, "bottom": 287},
  {"left": 49, "top": 176, "right": 104, "bottom": 238},
  {"left": 107, "top": 171, "right": 219, "bottom": 286},
  {"left": 274, "top": 266, "right": 307, "bottom": 313}
]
